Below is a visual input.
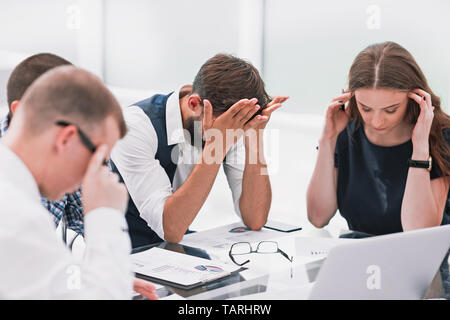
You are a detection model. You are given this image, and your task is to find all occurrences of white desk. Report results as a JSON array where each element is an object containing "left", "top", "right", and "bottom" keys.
[
  {"left": 134, "top": 222, "right": 351, "bottom": 300},
  {"left": 133, "top": 223, "right": 449, "bottom": 300}
]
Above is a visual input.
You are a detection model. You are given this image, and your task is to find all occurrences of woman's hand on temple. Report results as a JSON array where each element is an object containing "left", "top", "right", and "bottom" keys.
[
  {"left": 408, "top": 88, "right": 434, "bottom": 159},
  {"left": 321, "top": 91, "right": 353, "bottom": 140}
]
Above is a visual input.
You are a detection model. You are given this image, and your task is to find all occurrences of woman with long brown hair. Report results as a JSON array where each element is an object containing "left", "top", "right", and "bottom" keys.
[{"left": 307, "top": 41, "right": 450, "bottom": 235}]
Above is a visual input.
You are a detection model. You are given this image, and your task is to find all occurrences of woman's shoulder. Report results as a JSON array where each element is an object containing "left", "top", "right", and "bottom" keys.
[{"left": 429, "top": 128, "right": 450, "bottom": 179}]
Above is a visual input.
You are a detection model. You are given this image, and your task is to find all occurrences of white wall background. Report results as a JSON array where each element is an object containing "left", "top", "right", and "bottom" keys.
[
  {"left": 264, "top": 0, "right": 450, "bottom": 115},
  {"left": 103, "top": 0, "right": 241, "bottom": 92},
  {"left": 1, "top": 0, "right": 449, "bottom": 234}
]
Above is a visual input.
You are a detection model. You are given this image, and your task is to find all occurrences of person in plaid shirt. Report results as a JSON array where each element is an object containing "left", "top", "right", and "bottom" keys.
[{"left": 1, "top": 53, "right": 84, "bottom": 240}]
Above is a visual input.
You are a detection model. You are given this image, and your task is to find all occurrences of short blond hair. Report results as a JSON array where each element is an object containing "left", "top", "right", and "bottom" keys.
[{"left": 20, "top": 66, "right": 127, "bottom": 138}]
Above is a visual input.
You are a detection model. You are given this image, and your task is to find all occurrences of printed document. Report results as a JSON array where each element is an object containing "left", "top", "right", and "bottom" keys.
[{"left": 131, "top": 247, "right": 240, "bottom": 288}]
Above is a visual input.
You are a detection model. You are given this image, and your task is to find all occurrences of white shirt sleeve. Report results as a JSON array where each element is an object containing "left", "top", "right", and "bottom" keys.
[
  {"left": 0, "top": 191, "right": 133, "bottom": 299},
  {"left": 111, "top": 107, "right": 172, "bottom": 240},
  {"left": 222, "top": 136, "right": 246, "bottom": 219}
]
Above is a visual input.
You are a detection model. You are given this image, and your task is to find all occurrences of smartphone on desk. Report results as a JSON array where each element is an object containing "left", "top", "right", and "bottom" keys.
[{"left": 263, "top": 220, "right": 302, "bottom": 233}]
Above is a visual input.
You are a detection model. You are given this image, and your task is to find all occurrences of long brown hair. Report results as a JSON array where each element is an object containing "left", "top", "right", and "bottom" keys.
[{"left": 347, "top": 41, "right": 450, "bottom": 178}]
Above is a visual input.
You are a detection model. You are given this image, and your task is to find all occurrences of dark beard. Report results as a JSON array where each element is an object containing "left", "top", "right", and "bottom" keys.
[{"left": 185, "top": 117, "right": 205, "bottom": 148}]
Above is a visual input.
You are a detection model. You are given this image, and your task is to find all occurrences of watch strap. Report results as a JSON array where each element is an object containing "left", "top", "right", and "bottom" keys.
[{"left": 407, "top": 157, "right": 432, "bottom": 171}]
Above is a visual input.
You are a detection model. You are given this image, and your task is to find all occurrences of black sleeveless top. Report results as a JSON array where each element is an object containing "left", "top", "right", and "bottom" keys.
[{"left": 335, "top": 121, "right": 450, "bottom": 235}]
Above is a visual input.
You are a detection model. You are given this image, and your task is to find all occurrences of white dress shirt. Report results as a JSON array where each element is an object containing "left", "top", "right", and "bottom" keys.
[
  {"left": 111, "top": 88, "right": 246, "bottom": 240},
  {"left": 0, "top": 142, "right": 133, "bottom": 299}
]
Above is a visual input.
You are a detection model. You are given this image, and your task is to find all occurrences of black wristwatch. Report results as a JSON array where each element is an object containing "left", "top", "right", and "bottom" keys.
[{"left": 407, "top": 156, "right": 432, "bottom": 172}]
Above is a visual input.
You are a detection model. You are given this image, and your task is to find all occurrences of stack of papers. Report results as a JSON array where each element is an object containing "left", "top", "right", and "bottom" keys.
[{"left": 131, "top": 248, "right": 240, "bottom": 289}]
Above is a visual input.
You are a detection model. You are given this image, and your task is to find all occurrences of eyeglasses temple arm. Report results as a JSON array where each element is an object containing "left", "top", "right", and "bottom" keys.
[
  {"left": 76, "top": 128, "right": 97, "bottom": 153},
  {"left": 278, "top": 249, "right": 293, "bottom": 262}
]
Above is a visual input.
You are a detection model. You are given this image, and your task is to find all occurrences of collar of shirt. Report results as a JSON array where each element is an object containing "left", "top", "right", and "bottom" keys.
[
  {"left": 165, "top": 86, "right": 186, "bottom": 146},
  {"left": 0, "top": 115, "right": 75, "bottom": 228},
  {"left": 0, "top": 142, "right": 41, "bottom": 204},
  {"left": 165, "top": 87, "right": 203, "bottom": 163}
]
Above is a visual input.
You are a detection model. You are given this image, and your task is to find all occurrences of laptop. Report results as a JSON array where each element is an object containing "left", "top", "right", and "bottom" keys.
[{"left": 308, "top": 225, "right": 450, "bottom": 299}]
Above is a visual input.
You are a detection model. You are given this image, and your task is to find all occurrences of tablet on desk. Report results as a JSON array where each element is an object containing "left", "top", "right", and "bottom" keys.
[{"left": 264, "top": 220, "right": 302, "bottom": 233}]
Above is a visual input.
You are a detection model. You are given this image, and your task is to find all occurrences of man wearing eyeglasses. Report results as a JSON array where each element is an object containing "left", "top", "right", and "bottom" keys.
[
  {"left": 0, "top": 53, "right": 158, "bottom": 299},
  {"left": 1, "top": 53, "right": 85, "bottom": 238},
  {"left": 0, "top": 66, "right": 132, "bottom": 299},
  {"left": 111, "top": 54, "right": 288, "bottom": 247}
]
